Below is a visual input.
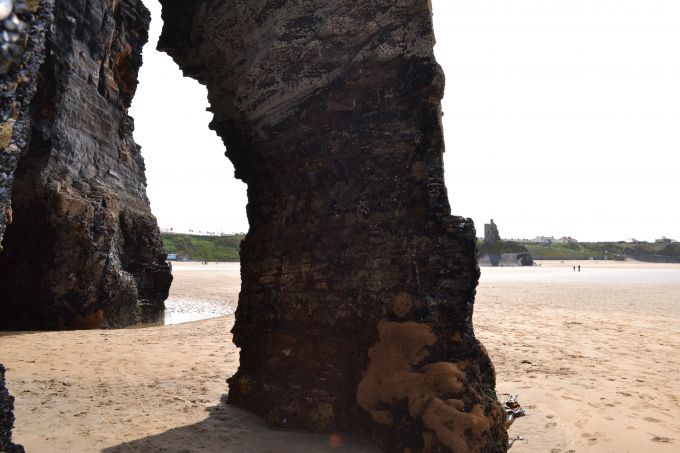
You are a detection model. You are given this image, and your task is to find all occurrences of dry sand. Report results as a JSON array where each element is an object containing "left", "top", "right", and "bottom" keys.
[
  {"left": 1, "top": 260, "right": 679, "bottom": 452},
  {"left": 478, "top": 260, "right": 680, "bottom": 453}
]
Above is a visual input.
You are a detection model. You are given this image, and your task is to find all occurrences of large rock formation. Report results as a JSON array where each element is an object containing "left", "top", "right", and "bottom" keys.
[
  {"left": 0, "top": 0, "right": 171, "bottom": 330},
  {"left": 160, "top": 1, "right": 506, "bottom": 451},
  {"left": 0, "top": 365, "right": 23, "bottom": 453},
  {"left": 1, "top": 0, "right": 52, "bottom": 250},
  {"left": 1, "top": 0, "right": 506, "bottom": 450}
]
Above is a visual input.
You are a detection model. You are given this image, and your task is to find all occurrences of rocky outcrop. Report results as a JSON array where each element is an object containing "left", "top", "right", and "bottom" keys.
[
  {"left": 0, "top": 0, "right": 171, "bottom": 330},
  {"left": 1, "top": 0, "right": 53, "bottom": 249},
  {"left": 478, "top": 253, "right": 533, "bottom": 267},
  {"left": 0, "top": 365, "right": 24, "bottom": 453},
  {"left": 160, "top": 1, "right": 507, "bottom": 451}
]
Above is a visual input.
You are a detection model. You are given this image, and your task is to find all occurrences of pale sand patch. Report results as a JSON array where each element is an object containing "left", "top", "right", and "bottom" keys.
[{"left": 1, "top": 261, "right": 679, "bottom": 452}]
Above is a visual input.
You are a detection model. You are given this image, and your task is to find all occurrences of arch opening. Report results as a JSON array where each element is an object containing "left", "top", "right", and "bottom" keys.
[{"left": 132, "top": 0, "right": 248, "bottom": 326}]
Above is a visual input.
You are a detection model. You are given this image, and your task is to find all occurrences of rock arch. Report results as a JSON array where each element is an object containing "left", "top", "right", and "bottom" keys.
[{"left": 0, "top": 0, "right": 507, "bottom": 451}]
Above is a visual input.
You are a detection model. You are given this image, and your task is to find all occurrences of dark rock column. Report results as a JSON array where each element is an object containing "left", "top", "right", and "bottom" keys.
[
  {"left": 0, "top": 0, "right": 172, "bottom": 330},
  {"left": 160, "top": 1, "right": 507, "bottom": 451},
  {"left": 0, "top": 365, "right": 24, "bottom": 453},
  {"left": 1, "top": 0, "right": 53, "bottom": 249}
]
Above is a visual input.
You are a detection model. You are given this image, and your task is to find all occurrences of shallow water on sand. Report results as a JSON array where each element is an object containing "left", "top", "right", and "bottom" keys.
[
  {"left": 164, "top": 300, "right": 232, "bottom": 325},
  {"left": 163, "top": 262, "right": 240, "bottom": 325},
  {"left": 163, "top": 261, "right": 680, "bottom": 325},
  {"left": 481, "top": 260, "right": 680, "bottom": 317},
  {"left": 482, "top": 261, "right": 680, "bottom": 285}
]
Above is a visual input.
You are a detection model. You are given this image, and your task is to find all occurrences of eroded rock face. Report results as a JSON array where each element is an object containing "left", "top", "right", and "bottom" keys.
[
  {"left": 160, "top": 1, "right": 507, "bottom": 451},
  {"left": 0, "top": 0, "right": 171, "bottom": 330},
  {"left": 0, "top": 0, "right": 53, "bottom": 249},
  {"left": 0, "top": 365, "right": 24, "bottom": 453}
]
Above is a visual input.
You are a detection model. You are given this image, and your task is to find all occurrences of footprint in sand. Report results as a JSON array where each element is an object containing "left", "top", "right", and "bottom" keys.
[
  {"left": 643, "top": 416, "right": 661, "bottom": 423},
  {"left": 575, "top": 418, "right": 588, "bottom": 429},
  {"left": 581, "top": 432, "right": 599, "bottom": 446}
]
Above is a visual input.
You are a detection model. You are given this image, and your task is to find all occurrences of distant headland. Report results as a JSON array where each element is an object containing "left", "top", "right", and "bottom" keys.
[
  {"left": 162, "top": 227, "right": 680, "bottom": 265},
  {"left": 477, "top": 219, "right": 680, "bottom": 266}
]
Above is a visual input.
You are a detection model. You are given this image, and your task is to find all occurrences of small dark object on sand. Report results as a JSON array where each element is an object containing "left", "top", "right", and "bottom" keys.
[
  {"left": 501, "top": 394, "right": 526, "bottom": 427},
  {"left": 649, "top": 433, "right": 673, "bottom": 443}
]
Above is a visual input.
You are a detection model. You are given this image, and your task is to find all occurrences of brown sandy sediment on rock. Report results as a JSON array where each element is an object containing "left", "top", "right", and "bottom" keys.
[
  {"left": 357, "top": 320, "right": 491, "bottom": 451},
  {"left": 1, "top": 261, "right": 679, "bottom": 452}
]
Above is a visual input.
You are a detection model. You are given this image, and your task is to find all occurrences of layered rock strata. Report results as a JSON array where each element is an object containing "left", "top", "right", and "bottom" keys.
[
  {"left": 0, "top": 365, "right": 23, "bottom": 453},
  {"left": 0, "top": 0, "right": 53, "bottom": 249},
  {"left": 160, "top": 1, "right": 507, "bottom": 451},
  {"left": 0, "top": 0, "right": 171, "bottom": 329}
]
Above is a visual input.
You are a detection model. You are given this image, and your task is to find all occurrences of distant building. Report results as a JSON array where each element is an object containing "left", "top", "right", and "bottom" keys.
[
  {"left": 533, "top": 236, "right": 555, "bottom": 244},
  {"left": 167, "top": 253, "right": 178, "bottom": 261},
  {"left": 484, "top": 219, "right": 501, "bottom": 245},
  {"left": 655, "top": 237, "right": 674, "bottom": 243}
]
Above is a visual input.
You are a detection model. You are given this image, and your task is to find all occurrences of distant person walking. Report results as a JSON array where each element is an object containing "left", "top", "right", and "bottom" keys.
[
  {"left": 573, "top": 266, "right": 576, "bottom": 272},
  {"left": 578, "top": 265, "right": 581, "bottom": 272}
]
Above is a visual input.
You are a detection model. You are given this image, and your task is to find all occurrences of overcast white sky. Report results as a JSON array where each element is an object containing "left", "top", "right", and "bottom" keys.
[{"left": 131, "top": 0, "right": 680, "bottom": 242}]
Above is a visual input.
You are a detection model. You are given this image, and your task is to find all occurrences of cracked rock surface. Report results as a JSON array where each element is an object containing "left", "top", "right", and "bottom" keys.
[
  {"left": 0, "top": 0, "right": 171, "bottom": 329},
  {"left": 159, "top": 1, "right": 507, "bottom": 451},
  {"left": 0, "top": 365, "right": 23, "bottom": 453}
]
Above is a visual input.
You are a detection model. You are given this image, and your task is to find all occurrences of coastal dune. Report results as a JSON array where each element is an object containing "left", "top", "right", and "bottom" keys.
[{"left": 1, "top": 261, "right": 679, "bottom": 452}]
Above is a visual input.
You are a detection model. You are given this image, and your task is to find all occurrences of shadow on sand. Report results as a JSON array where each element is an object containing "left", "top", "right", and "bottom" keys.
[{"left": 102, "top": 396, "right": 379, "bottom": 453}]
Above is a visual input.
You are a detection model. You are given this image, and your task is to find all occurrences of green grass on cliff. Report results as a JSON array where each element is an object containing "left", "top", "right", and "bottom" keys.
[
  {"left": 479, "top": 240, "right": 680, "bottom": 261},
  {"left": 523, "top": 242, "right": 603, "bottom": 260},
  {"left": 163, "top": 233, "right": 678, "bottom": 263},
  {"left": 161, "top": 233, "right": 244, "bottom": 262},
  {"left": 476, "top": 240, "right": 528, "bottom": 255}
]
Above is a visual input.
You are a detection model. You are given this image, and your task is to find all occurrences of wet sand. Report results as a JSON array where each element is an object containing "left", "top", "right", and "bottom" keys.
[
  {"left": 163, "top": 262, "right": 240, "bottom": 324},
  {"left": 1, "top": 261, "right": 679, "bottom": 452}
]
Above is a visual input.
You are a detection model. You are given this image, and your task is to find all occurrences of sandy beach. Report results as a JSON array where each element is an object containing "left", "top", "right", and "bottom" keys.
[
  {"left": 478, "top": 261, "right": 680, "bottom": 452},
  {"left": 1, "top": 260, "right": 679, "bottom": 452}
]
